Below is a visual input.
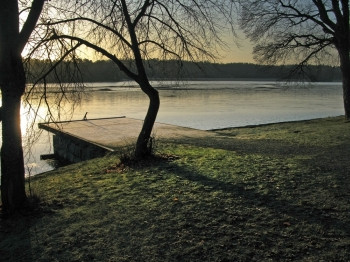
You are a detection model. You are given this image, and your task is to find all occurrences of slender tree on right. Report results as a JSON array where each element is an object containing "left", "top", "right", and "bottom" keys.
[{"left": 239, "top": 0, "right": 350, "bottom": 119}]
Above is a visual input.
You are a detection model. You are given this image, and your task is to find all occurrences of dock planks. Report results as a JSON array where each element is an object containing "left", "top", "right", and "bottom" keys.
[{"left": 39, "top": 117, "right": 217, "bottom": 162}]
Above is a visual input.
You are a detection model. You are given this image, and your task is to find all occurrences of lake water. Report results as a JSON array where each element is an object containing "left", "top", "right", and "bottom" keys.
[{"left": 1, "top": 80, "right": 345, "bottom": 176}]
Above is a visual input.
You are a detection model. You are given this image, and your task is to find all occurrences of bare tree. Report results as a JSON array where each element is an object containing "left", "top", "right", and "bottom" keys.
[
  {"left": 0, "top": 0, "right": 47, "bottom": 215},
  {"left": 43, "top": 0, "right": 234, "bottom": 158},
  {"left": 0, "top": 0, "right": 85, "bottom": 215},
  {"left": 239, "top": 0, "right": 350, "bottom": 119}
]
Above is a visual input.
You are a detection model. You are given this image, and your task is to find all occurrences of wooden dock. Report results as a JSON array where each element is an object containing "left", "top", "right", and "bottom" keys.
[{"left": 39, "top": 117, "right": 216, "bottom": 163}]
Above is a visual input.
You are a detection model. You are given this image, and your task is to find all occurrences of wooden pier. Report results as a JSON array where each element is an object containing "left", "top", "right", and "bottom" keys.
[{"left": 39, "top": 117, "right": 215, "bottom": 163}]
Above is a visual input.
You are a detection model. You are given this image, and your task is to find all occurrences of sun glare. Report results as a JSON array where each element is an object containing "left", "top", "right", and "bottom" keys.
[{"left": 20, "top": 101, "right": 48, "bottom": 138}]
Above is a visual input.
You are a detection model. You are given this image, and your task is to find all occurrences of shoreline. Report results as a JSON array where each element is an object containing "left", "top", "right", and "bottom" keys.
[
  {"left": 33, "top": 115, "right": 347, "bottom": 177},
  {"left": 6, "top": 115, "right": 345, "bottom": 179},
  {"left": 209, "top": 115, "right": 345, "bottom": 131}
]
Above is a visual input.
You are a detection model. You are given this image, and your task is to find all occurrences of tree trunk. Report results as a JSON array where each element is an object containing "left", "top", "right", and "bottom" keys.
[
  {"left": 342, "top": 69, "right": 350, "bottom": 120},
  {"left": 134, "top": 81, "right": 160, "bottom": 158},
  {"left": 338, "top": 47, "right": 350, "bottom": 120},
  {"left": 0, "top": 54, "right": 27, "bottom": 214},
  {"left": 0, "top": 1, "right": 27, "bottom": 214},
  {"left": 1, "top": 88, "right": 27, "bottom": 214}
]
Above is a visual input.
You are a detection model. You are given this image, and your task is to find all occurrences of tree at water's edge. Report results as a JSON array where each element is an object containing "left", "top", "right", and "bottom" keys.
[
  {"left": 239, "top": 0, "right": 350, "bottom": 119},
  {"left": 46, "top": 0, "right": 234, "bottom": 158},
  {"left": 0, "top": 0, "right": 45, "bottom": 214}
]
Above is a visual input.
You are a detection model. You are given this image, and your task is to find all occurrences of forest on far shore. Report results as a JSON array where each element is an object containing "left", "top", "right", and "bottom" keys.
[{"left": 27, "top": 59, "right": 342, "bottom": 83}]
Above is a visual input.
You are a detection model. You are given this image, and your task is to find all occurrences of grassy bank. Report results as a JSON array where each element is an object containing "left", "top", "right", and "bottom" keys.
[{"left": 1, "top": 116, "right": 350, "bottom": 261}]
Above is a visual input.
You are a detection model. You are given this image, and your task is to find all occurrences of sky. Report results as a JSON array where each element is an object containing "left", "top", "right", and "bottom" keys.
[
  {"left": 216, "top": 28, "right": 256, "bottom": 64},
  {"left": 86, "top": 34, "right": 256, "bottom": 64},
  {"left": 22, "top": 1, "right": 256, "bottom": 65},
  {"left": 219, "top": 39, "right": 254, "bottom": 64},
  {"left": 84, "top": 38, "right": 255, "bottom": 64}
]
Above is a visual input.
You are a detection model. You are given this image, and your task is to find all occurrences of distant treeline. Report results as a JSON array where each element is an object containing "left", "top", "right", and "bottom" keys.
[{"left": 27, "top": 59, "right": 342, "bottom": 83}]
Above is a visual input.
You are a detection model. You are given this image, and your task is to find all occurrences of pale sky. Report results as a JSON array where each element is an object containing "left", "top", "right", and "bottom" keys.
[
  {"left": 219, "top": 43, "right": 254, "bottom": 64},
  {"left": 83, "top": 40, "right": 255, "bottom": 64},
  {"left": 218, "top": 31, "right": 255, "bottom": 64},
  {"left": 34, "top": 26, "right": 255, "bottom": 64}
]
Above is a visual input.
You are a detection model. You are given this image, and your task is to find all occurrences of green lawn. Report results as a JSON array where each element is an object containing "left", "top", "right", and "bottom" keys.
[{"left": 1, "top": 116, "right": 350, "bottom": 261}]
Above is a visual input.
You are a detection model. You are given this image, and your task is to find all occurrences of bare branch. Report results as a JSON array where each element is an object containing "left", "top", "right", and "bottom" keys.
[
  {"left": 19, "top": 0, "right": 45, "bottom": 52},
  {"left": 44, "top": 17, "right": 132, "bottom": 48},
  {"left": 50, "top": 32, "right": 139, "bottom": 81},
  {"left": 311, "top": 0, "right": 337, "bottom": 31},
  {"left": 239, "top": 0, "right": 342, "bottom": 67},
  {"left": 133, "top": 0, "right": 151, "bottom": 27},
  {"left": 138, "top": 39, "right": 181, "bottom": 60},
  {"left": 31, "top": 43, "right": 82, "bottom": 87}
]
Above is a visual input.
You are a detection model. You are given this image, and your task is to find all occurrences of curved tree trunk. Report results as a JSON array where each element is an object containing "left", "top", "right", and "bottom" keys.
[
  {"left": 119, "top": 0, "right": 161, "bottom": 158},
  {"left": 135, "top": 80, "right": 160, "bottom": 158}
]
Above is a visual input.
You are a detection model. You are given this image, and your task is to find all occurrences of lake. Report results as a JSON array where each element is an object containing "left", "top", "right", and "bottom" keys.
[{"left": 1, "top": 80, "right": 345, "bottom": 176}]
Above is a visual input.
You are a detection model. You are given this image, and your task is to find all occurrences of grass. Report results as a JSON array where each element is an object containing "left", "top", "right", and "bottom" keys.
[{"left": 1, "top": 116, "right": 350, "bottom": 261}]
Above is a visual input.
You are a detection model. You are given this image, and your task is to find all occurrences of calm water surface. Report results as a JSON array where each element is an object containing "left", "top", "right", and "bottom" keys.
[
  {"left": 1, "top": 80, "right": 345, "bottom": 176},
  {"left": 76, "top": 80, "right": 344, "bottom": 129}
]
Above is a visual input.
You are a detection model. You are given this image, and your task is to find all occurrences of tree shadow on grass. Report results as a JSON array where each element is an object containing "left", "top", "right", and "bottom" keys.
[
  {"left": 158, "top": 135, "right": 350, "bottom": 235},
  {"left": 298, "top": 142, "right": 350, "bottom": 201},
  {"left": 163, "top": 135, "right": 319, "bottom": 157},
  {"left": 164, "top": 160, "right": 350, "bottom": 238}
]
